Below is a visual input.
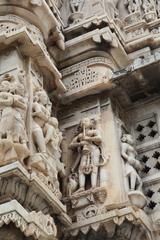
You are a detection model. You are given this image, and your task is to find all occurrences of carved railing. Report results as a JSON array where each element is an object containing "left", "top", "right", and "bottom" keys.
[{"left": 119, "top": 0, "right": 160, "bottom": 51}]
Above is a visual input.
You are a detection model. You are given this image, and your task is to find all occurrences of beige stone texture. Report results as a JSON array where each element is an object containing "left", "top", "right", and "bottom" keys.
[{"left": 0, "top": 0, "right": 160, "bottom": 240}]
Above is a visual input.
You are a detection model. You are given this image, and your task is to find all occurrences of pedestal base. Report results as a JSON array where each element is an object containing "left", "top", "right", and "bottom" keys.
[{"left": 128, "top": 191, "right": 147, "bottom": 209}]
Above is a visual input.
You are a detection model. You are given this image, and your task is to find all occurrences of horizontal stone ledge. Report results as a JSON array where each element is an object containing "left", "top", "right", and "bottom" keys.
[{"left": 0, "top": 161, "right": 72, "bottom": 227}]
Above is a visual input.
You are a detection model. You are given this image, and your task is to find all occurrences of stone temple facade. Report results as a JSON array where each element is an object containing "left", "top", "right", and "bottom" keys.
[{"left": 1, "top": 0, "right": 160, "bottom": 239}]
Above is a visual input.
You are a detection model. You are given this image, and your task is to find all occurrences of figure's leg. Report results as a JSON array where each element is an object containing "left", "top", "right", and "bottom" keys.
[
  {"left": 33, "top": 129, "right": 46, "bottom": 153},
  {"left": 78, "top": 155, "right": 87, "bottom": 191},
  {"left": 91, "top": 149, "right": 100, "bottom": 188},
  {"left": 91, "top": 166, "right": 98, "bottom": 188},
  {"left": 130, "top": 172, "right": 137, "bottom": 191},
  {"left": 137, "top": 175, "right": 143, "bottom": 191}
]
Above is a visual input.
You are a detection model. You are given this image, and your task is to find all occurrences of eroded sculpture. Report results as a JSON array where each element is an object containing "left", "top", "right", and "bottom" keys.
[
  {"left": 121, "top": 134, "right": 142, "bottom": 191},
  {"left": 0, "top": 72, "right": 30, "bottom": 167},
  {"left": 69, "top": 117, "right": 107, "bottom": 194},
  {"left": 31, "top": 88, "right": 65, "bottom": 196},
  {"left": 0, "top": 70, "right": 65, "bottom": 197}
]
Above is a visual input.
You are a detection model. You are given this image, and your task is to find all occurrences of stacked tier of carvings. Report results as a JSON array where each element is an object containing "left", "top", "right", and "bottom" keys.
[
  {"left": 0, "top": 71, "right": 65, "bottom": 198},
  {"left": 124, "top": 0, "right": 160, "bottom": 23},
  {"left": 68, "top": 0, "right": 120, "bottom": 24},
  {"left": 67, "top": 117, "right": 147, "bottom": 209},
  {"left": 124, "top": 0, "right": 158, "bottom": 15}
]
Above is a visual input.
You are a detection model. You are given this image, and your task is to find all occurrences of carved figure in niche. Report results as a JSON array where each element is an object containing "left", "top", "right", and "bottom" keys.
[
  {"left": 104, "top": 0, "right": 119, "bottom": 19},
  {"left": 142, "top": 0, "right": 155, "bottom": 13},
  {"left": 69, "top": 118, "right": 104, "bottom": 192},
  {"left": 31, "top": 90, "right": 51, "bottom": 175},
  {"left": 43, "top": 116, "right": 65, "bottom": 188},
  {"left": 31, "top": 89, "right": 64, "bottom": 195},
  {"left": 121, "top": 134, "right": 142, "bottom": 191},
  {"left": 32, "top": 90, "right": 51, "bottom": 154},
  {"left": 124, "top": 0, "right": 142, "bottom": 13},
  {"left": 0, "top": 73, "right": 29, "bottom": 166}
]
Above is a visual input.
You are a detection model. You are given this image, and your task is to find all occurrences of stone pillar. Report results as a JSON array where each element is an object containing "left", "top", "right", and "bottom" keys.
[{"left": 100, "top": 101, "right": 127, "bottom": 206}]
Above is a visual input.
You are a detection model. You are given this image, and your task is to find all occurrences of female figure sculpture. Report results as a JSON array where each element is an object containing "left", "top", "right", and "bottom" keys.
[{"left": 121, "top": 134, "right": 142, "bottom": 191}]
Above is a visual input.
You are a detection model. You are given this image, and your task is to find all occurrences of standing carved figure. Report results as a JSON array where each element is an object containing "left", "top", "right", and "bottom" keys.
[
  {"left": 121, "top": 134, "right": 142, "bottom": 191},
  {"left": 31, "top": 90, "right": 51, "bottom": 176},
  {"left": 69, "top": 118, "right": 102, "bottom": 192},
  {"left": 43, "top": 117, "right": 65, "bottom": 188},
  {"left": 0, "top": 73, "right": 29, "bottom": 165},
  {"left": 32, "top": 90, "right": 51, "bottom": 154}
]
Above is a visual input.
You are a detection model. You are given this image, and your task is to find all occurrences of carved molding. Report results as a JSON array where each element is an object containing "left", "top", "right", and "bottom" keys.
[
  {"left": 0, "top": 15, "right": 65, "bottom": 92},
  {"left": 61, "top": 57, "right": 115, "bottom": 100},
  {"left": 0, "top": 161, "right": 71, "bottom": 227},
  {"left": 0, "top": 200, "right": 57, "bottom": 240},
  {"left": 68, "top": 206, "right": 153, "bottom": 239}
]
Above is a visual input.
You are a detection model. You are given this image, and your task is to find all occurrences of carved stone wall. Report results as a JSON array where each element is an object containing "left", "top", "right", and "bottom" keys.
[{"left": 1, "top": 0, "right": 160, "bottom": 240}]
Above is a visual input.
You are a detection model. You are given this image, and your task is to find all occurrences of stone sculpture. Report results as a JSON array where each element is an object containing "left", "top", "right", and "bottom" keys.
[
  {"left": 121, "top": 134, "right": 147, "bottom": 209},
  {"left": 44, "top": 116, "right": 65, "bottom": 189},
  {"left": 0, "top": 72, "right": 30, "bottom": 167},
  {"left": 30, "top": 88, "right": 65, "bottom": 195},
  {"left": 121, "top": 134, "right": 142, "bottom": 191},
  {"left": 69, "top": 117, "right": 104, "bottom": 192}
]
